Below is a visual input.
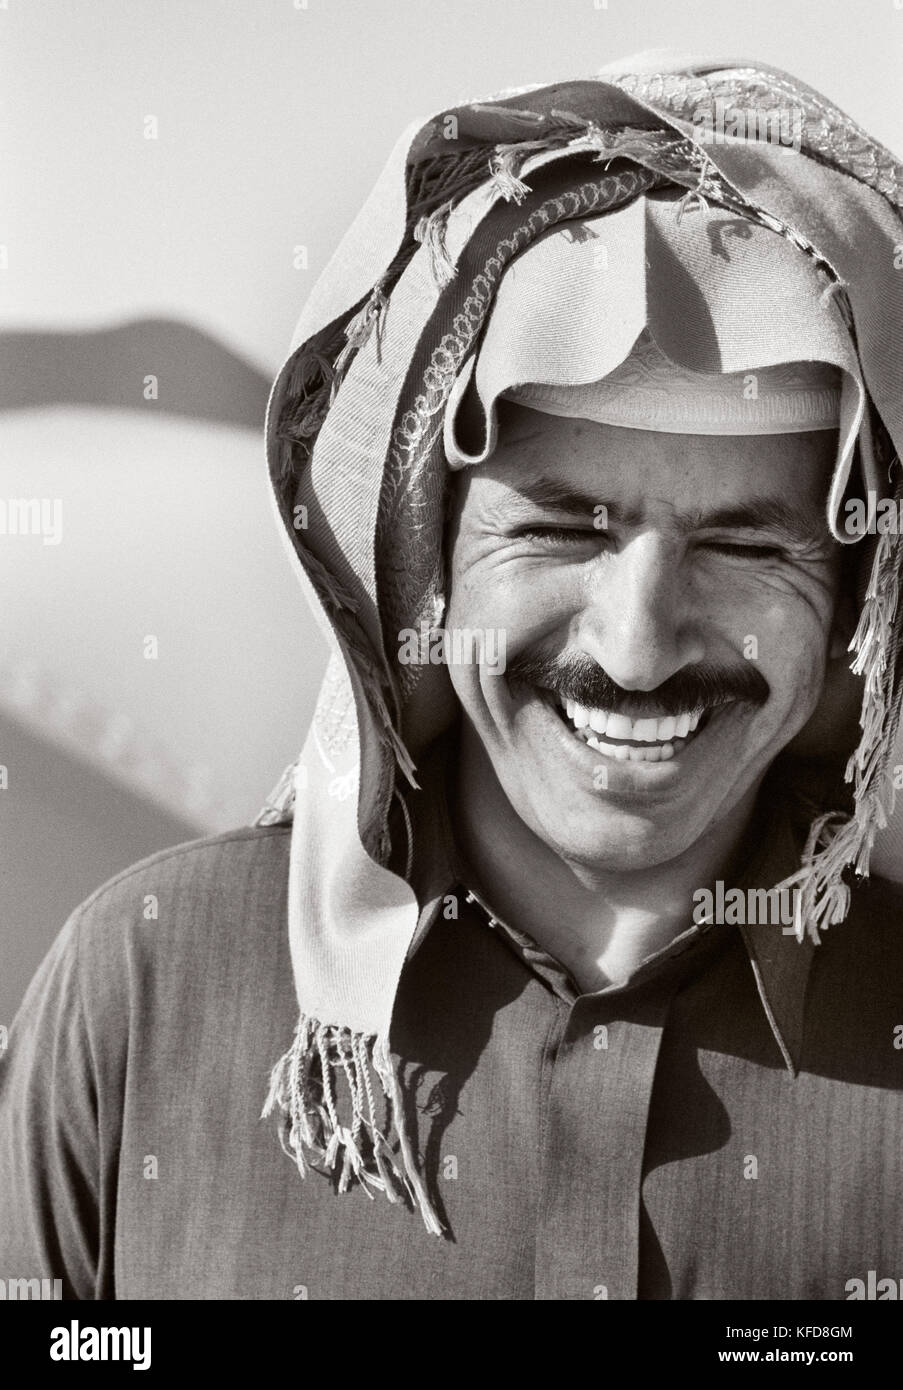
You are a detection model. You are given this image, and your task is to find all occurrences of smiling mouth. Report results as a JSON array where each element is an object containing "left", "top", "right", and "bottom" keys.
[{"left": 549, "top": 693, "right": 715, "bottom": 762}]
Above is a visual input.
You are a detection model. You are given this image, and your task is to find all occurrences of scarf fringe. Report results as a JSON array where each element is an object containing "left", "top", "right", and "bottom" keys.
[
  {"left": 488, "top": 141, "right": 554, "bottom": 203},
  {"left": 254, "top": 758, "right": 299, "bottom": 827},
  {"left": 276, "top": 123, "right": 717, "bottom": 486},
  {"left": 262, "top": 1017, "right": 444, "bottom": 1235},
  {"left": 488, "top": 122, "right": 671, "bottom": 206},
  {"left": 330, "top": 282, "right": 388, "bottom": 403},
  {"left": 275, "top": 348, "right": 339, "bottom": 486},
  {"left": 414, "top": 199, "right": 457, "bottom": 288},
  {"left": 774, "top": 519, "right": 903, "bottom": 943},
  {"left": 487, "top": 119, "right": 736, "bottom": 225}
]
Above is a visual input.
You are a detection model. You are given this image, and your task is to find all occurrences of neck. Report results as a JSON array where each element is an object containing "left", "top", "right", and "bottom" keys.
[{"left": 452, "top": 720, "right": 762, "bottom": 993}]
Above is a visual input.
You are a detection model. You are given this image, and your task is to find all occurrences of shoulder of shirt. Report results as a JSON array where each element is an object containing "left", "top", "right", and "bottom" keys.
[
  {"left": 4, "top": 826, "right": 297, "bottom": 1180},
  {"left": 72, "top": 821, "right": 292, "bottom": 909},
  {"left": 66, "top": 824, "right": 292, "bottom": 973},
  {"left": 74, "top": 822, "right": 291, "bottom": 910}
]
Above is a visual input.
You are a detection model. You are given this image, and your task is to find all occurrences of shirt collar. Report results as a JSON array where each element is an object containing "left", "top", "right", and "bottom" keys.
[
  {"left": 404, "top": 732, "right": 816, "bottom": 1078},
  {"left": 732, "top": 809, "right": 817, "bottom": 1078}
]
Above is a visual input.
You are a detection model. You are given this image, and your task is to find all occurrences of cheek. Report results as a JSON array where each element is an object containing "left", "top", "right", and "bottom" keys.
[
  {"left": 445, "top": 555, "right": 579, "bottom": 722},
  {"left": 448, "top": 548, "right": 582, "bottom": 633},
  {"left": 712, "top": 574, "right": 835, "bottom": 705}
]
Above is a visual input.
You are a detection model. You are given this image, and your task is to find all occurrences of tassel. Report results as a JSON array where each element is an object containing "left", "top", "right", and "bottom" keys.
[
  {"left": 413, "top": 199, "right": 457, "bottom": 288},
  {"left": 674, "top": 150, "right": 721, "bottom": 224},
  {"left": 488, "top": 147, "right": 535, "bottom": 204},
  {"left": 254, "top": 758, "right": 300, "bottom": 827},
  {"left": 354, "top": 1031, "right": 403, "bottom": 1202},
  {"left": 773, "top": 510, "right": 903, "bottom": 942},
  {"left": 262, "top": 1017, "right": 444, "bottom": 1235},
  {"left": 372, "top": 1036, "right": 444, "bottom": 1235},
  {"left": 486, "top": 121, "right": 612, "bottom": 203},
  {"left": 371, "top": 1133, "right": 402, "bottom": 1203},
  {"left": 820, "top": 277, "right": 855, "bottom": 332},
  {"left": 330, "top": 283, "right": 388, "bottom": 404},
  {"left": 675, "top": 185, "right": 711, "bottom": 222},
  {"left": 275, "top": 348, "right": 337, "bottom": 483}
]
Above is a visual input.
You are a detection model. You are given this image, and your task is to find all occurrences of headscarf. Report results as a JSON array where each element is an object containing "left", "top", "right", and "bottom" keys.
[{"left": 256, "top": 55, "right": 903, "bottom": 1233}]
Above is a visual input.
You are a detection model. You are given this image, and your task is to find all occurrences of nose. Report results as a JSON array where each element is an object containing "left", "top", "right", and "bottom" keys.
[{"left": 578, "top": 533, "right": 705, "bottom": 691}]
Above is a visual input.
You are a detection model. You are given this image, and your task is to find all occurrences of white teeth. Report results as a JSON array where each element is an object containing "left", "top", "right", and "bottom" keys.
[
  {"left": 556, "top": 694, "right": 709, "bottom": 756},
  {"left": 605, "top": 712, "right": 633, "bottom": 740},
  {"left": 593, "top": 738, "right": 659, "bottom": 762}
]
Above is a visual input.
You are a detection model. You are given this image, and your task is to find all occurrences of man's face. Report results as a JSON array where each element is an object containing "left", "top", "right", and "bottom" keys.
[{"left": 444, "top": 404, "right": 846, "bottom": 872}]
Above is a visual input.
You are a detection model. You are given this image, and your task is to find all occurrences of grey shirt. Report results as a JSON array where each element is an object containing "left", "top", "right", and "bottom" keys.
[{"left": 2, "top": 797, "right": 903, "bottom": 1299}]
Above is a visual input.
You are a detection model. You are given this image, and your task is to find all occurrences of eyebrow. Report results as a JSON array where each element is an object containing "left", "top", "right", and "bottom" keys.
[{"left": 508, "top": 475, "right": 828, "bottom": 547}]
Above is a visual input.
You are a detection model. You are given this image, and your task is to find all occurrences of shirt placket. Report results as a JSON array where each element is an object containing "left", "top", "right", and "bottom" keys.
[{"left": 533, "top": 975, "right": 681, "bottom": 1300}]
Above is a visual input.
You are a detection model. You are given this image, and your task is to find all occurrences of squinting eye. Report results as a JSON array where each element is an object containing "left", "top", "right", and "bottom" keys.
[
  {"left": 701, "top": 541, "right": 785, "bottom": 561},
  {"left": 515, "top": 525, "right": 600, "bottom": 544}
]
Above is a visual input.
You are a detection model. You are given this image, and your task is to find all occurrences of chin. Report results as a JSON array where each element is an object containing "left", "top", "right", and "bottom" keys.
[{"left": 526, "top": 797, "right": 702, "bottom": 874}]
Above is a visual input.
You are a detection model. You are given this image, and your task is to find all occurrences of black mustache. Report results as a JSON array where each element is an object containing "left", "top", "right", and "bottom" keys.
[{"left": 507, "top": 651, "right": 769, "bottom": 718}]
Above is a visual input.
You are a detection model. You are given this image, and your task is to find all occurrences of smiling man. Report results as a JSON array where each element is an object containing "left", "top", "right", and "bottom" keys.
[
  {"left": 445, "top": 405, "right": 845, "bottom": 990},
  {"left": 2, "top": 57, "right": 903, "bottom": 1301}
]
